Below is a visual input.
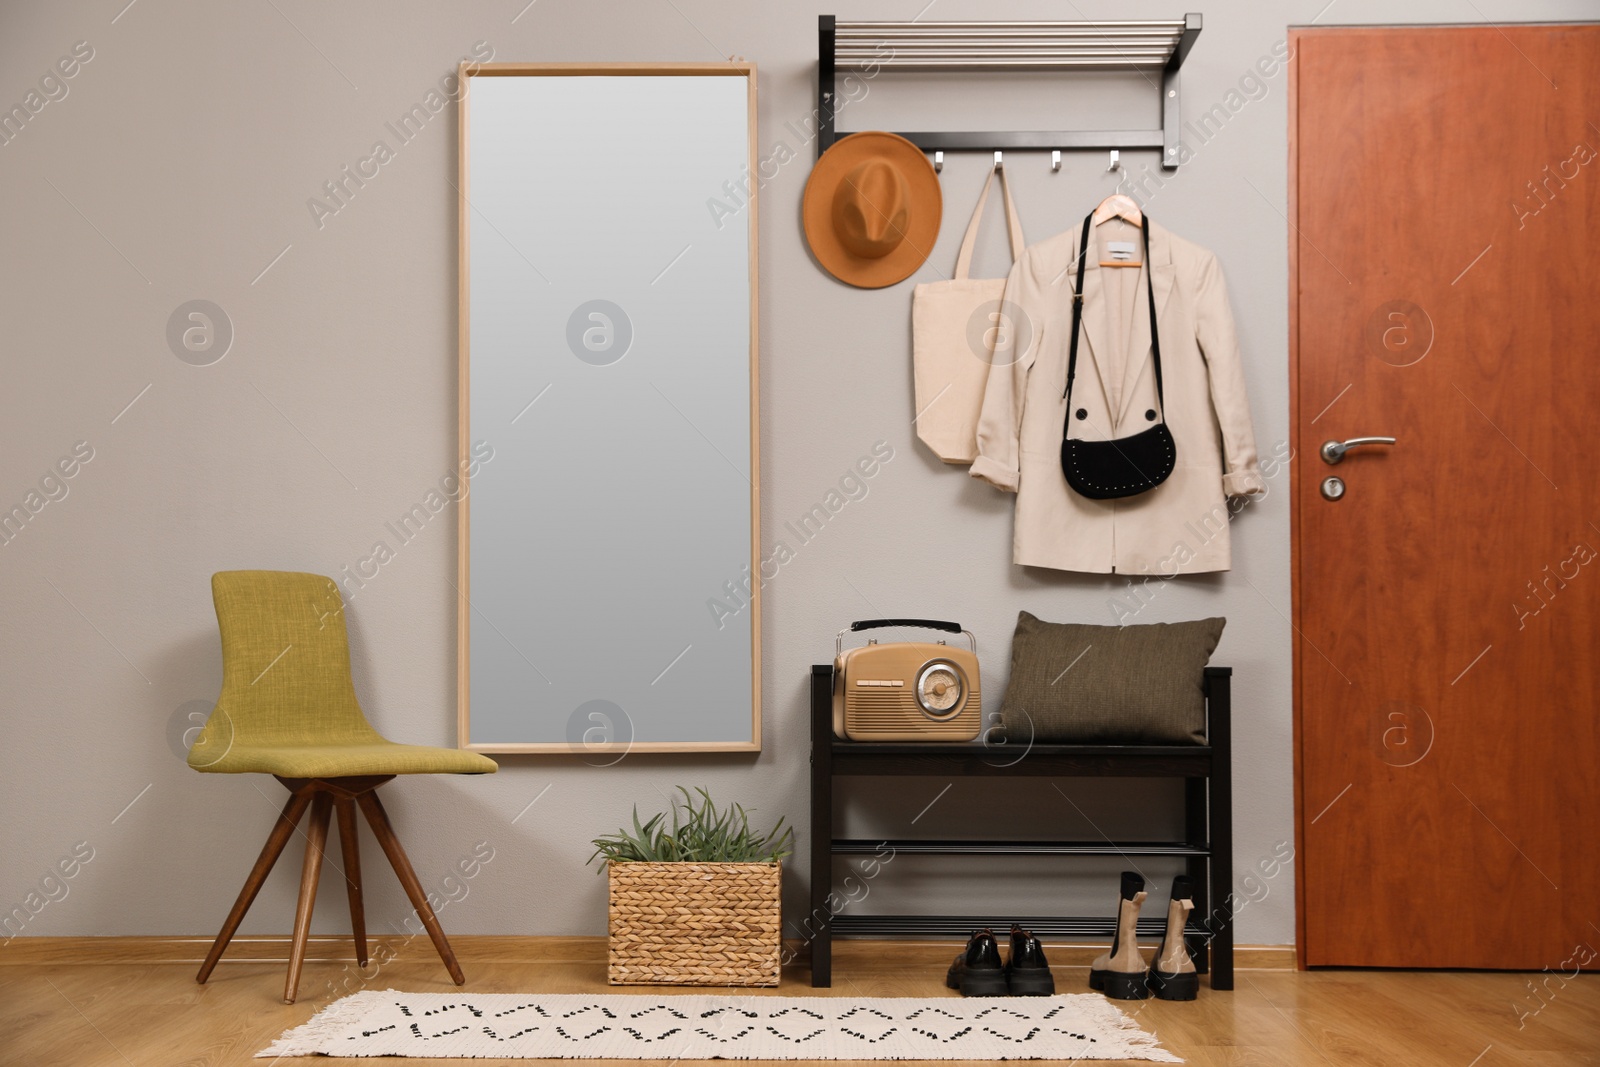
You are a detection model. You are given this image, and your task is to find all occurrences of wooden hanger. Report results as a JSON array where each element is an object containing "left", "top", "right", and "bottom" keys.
[{"left": 1093, "top": 193, "right": 1144, "bottom": 267}]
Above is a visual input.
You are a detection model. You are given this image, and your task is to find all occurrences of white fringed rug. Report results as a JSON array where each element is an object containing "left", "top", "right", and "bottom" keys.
[{"left": 258, "top": 990, "right": 1181, "bottom": 1061}]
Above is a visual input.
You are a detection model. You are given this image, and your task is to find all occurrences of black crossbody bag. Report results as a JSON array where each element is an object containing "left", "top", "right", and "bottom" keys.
[{"left": 1060, "top": 213, "right": 1177, "bottom": 500}]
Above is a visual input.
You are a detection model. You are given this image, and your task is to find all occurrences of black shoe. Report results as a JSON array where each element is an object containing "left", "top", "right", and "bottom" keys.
[
  {"left": 945, "top": 929, "right": 1008, "bottom": 996},
  {"left": 1004, "top": 925, "right": 1056, "bottom": 996},
  {"left": 1146, "top": 875, "right": 1200, "bottom": 1001}
]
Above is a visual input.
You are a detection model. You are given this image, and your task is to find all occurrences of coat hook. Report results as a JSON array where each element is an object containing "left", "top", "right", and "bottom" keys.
[
  {"left": 1108, "top": 149, "right": 1121, "bottom": 172},
  {"left": 1052, "top": 150, "right": 1062, "bottom": 172},
  {"left": 993, "top": 151, "right": 1003, "bottom": 170},
  {"left": 934, "top": 150, "right": 943, "bottom": 174}
]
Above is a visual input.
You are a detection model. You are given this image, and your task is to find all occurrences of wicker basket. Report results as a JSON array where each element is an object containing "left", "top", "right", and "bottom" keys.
[{"left": 606, "top": 860, "right": 782, "bottom": 986}]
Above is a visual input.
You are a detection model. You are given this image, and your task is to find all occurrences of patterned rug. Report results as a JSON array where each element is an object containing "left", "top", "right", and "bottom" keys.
[{"left": 258, "top": 990, "right": 1181, "bottom": 1060}]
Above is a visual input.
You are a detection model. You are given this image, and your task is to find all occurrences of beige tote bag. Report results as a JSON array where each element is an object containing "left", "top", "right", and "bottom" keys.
[{"left": 911, "top": 167, "right": 1026, "bottom": 464}]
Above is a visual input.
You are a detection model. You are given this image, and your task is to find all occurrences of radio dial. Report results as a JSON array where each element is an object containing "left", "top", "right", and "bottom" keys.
[{"left": 916, "top": 661, "right": 964, "bottom": 718}]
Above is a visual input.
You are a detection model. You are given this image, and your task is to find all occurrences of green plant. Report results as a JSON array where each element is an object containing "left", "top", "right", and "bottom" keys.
[{"left": 589, "top": 787, "right": 794, "bottom": 868}]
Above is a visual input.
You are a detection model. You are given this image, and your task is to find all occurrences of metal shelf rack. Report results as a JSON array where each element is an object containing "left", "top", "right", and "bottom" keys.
[{"left": 817, "top": 14, "right": 1203, "bottom": 169}]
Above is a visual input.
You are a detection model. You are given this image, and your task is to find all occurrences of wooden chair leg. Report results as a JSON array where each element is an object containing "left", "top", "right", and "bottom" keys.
[
  {"left": 284, "top": 792, "right": 334, "bottom": 1004},
  {"left": 196, "top": 787, "right": 314, "bottom": 985},
  {"left": 356, "top": 790, "right": 467, "bottom": 985},
  {"left": 335, "top": 798, "right": 367, "bottom": 966}
]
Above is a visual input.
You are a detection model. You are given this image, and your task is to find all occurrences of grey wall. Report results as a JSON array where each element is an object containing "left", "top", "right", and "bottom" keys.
[{"left": 3, "top": 0, "right": 1590, "bottom": 958}]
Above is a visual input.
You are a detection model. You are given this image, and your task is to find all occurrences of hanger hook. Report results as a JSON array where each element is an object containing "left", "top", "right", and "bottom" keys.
[
  {"left": 993, "top": 151, "right": 1003, "bottom": 171},
  {"left": 1052, "top": 150, "right": 1062, "bottom": 173},
  {"left": 934, "top": 150, "right": 943, "bottom": 174},
  {"left": 1108, "top": 149, "right": 1121, "bottom": 172}
]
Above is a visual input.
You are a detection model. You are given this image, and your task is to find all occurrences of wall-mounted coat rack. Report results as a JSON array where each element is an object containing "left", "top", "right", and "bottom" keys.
[{"left": 817, "top": 14, "right": 1202, "bottom": 171}]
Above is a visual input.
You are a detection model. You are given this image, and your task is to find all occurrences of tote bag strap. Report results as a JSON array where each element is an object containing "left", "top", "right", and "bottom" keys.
[{"left": 952, "top": 166, "right": 1026, "bottom": 280}]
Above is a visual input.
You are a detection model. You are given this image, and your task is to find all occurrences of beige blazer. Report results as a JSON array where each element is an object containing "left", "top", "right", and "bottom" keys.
[{"left": 970, "top": 217, "right": 1264, "bottom": 574}]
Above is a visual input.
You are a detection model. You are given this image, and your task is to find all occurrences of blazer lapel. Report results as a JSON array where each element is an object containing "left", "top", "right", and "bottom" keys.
[
  {"left": 1115, "top": 225, "right": 1176, "bottom": 426},
  {"left": 1076, "top": 251, "right": 1116, "bottom": 417}
]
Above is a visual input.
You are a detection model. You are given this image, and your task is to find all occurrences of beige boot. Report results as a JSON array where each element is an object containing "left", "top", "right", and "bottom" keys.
[
  {"left": 1147, "top": 875, "right": 1199, "bottom": 1001},
  {"left": 1090, "top": 872, "right": 1150, "bottom": 1000}
]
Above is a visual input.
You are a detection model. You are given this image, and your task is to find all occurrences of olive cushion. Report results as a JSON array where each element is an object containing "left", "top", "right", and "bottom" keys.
[{"left": 998, "top": 612, "right": 1224, "bottom": 745}]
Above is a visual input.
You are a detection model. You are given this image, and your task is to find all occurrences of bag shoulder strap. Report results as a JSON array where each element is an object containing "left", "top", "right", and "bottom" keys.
[
  {"left": 1142, "top": 218, "right": 1165, "bottom": 411},
  {"left": 1062, "top": 214, "right": 1165, "bottom": 414},
  {"left": 953, "top": 167, "right": 1026, "bottom": 279},
  {"left": 1062, "top": 213, "right": 1093, "bottom": 403}
]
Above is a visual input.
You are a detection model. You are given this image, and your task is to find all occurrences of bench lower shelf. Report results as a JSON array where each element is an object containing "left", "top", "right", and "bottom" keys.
[
  {"left": 825, "top": 913, "right": 1215, "bottom": 975},
  {"left": 830, "top": 838, "right": 1210, "bottom": 857},
  {"left": 828, "top": 913, "right": 1212, "bottom": 947}
]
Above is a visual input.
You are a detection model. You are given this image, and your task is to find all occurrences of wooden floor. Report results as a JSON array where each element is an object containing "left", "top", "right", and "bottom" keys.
[{"left": 2, "top": 937, "right": 1596, "bottom": 1066}]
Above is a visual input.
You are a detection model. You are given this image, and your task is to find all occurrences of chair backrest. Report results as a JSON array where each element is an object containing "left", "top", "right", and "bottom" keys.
[{"left": 191, "top": 571, "right": 382, "bottom": 759}]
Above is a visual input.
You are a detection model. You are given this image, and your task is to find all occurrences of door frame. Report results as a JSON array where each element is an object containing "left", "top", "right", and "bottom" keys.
[{"left": 1287, "top": 22, "right": 1308, "bottom": 970}]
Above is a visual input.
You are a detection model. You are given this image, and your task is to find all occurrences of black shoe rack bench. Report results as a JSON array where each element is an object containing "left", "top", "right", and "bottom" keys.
[{"left": 807, "top": 664, "right": 1233, "bottom": 990}]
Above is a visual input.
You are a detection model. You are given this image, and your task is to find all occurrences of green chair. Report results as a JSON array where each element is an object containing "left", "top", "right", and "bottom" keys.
[{"left": 189, "top": 570, "right": 497, "bottom": 1003}]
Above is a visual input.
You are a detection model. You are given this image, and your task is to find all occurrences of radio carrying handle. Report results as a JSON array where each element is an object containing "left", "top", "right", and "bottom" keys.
[
  {"left": 837, "top": 619, "right": 977, "bottom": 657},
  {"left": 851, "top": 619, "right": 961, "bottom": 633}
]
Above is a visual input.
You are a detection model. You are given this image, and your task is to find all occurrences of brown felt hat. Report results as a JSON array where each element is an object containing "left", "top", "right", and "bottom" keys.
[{"left": 802, "top": 131, "right": 942, "bottom": 289}]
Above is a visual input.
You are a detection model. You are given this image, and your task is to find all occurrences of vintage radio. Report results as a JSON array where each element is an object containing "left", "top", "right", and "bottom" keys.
[{"left": 832, "top": 619, "right": 981, "bottom": 741}]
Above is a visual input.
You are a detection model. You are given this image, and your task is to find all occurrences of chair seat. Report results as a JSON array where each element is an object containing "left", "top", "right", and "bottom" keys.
[{"left": 190, "top": 740, "right": 498, "bottom": 778}]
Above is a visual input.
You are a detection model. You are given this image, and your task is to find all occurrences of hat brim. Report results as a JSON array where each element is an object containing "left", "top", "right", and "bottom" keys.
[{"left": 802, "top": 131, "right": 942, "bottom": 290}]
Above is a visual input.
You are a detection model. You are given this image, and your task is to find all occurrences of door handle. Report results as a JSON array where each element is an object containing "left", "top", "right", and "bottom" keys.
[{"left": 1320, "top": 436, "right": 1396, "bottom": 465}]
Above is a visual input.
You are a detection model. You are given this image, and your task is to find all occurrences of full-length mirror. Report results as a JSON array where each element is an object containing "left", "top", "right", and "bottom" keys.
[{"left": 458, "top": 64, "right": 759, "bottom": 753}]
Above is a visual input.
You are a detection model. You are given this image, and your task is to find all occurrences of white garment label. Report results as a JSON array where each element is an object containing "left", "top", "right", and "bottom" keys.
[{"left": 1107, "top": 241, "right": 1136, "bottom": 261}]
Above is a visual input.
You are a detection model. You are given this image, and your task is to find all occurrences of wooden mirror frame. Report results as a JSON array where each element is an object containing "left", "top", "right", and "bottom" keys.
[{"left": 456, "top": 63, "right": 760, "bottom": 754}]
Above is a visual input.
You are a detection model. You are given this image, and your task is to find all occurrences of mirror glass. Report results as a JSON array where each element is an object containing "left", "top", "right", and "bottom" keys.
[{"left": 460, "top": 66, "right": 758, "bottom": 752}]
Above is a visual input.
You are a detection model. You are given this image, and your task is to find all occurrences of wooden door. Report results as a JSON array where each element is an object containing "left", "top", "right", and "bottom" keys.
[{"left": 1292, "top": 24, "right": 1600, "bottom": 968}]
